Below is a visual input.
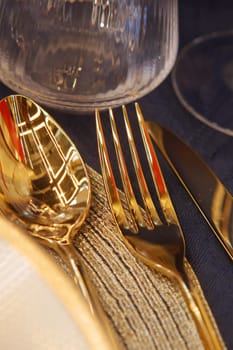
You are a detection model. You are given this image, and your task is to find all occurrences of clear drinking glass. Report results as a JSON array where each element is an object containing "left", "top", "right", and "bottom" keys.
[
  {"left": 172, "top": 31, "right": 233, "bottom": 136},
  {"left": 0, "top": 0, "right": 178, "bottom": 112}
]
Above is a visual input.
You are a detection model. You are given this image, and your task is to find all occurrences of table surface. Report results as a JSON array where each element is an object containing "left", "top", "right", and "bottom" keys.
[{"left": 0, "top": 0, "right": 232, "bottom": 348}]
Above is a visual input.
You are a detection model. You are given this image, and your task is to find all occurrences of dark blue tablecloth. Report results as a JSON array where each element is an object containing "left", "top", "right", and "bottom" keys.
[{"left": 0, "top": 0, "right": 232, "bottom": 348}]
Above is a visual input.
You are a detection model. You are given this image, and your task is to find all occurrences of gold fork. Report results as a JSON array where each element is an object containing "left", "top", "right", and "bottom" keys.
[{"left": 95, "top": 103, "right": 224, "bottom": 350}]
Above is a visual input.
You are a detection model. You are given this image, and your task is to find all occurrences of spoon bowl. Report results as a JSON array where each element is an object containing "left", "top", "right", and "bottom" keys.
[
  {"left": 0, "top": 95, "right": 119, "bottom": 349},
  {"left": 0, "top": 95, "right": 90, "bottom": 239}
]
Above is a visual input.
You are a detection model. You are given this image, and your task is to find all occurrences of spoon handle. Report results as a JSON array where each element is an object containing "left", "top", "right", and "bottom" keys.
[{"left": 52, "top": 242, "right": 121, "bottom": 350}]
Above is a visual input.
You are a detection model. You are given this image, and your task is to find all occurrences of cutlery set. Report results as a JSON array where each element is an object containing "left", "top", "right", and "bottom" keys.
[{"left": 0, "top": 94, "right": 231, "bottom": 349}]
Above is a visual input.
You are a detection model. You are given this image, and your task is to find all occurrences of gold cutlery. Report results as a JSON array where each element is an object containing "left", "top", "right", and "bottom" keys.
[
  {"left": 0, "top": 95, "right": 119, "bottom": 349},
  {"left": 96, "top": 103, "right": 225, "bottom": 350},
  {"left": 147, "top": 121, "right": 233, "bottom": 260}
]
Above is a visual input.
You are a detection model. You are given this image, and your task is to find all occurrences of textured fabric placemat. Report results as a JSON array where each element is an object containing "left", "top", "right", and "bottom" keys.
[{"left": 52, "top": 165, "right": 225, "bottom": 350}]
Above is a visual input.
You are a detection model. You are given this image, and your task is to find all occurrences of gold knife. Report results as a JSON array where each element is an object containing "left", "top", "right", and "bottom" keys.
[{"left": 147, "top": 121, "right": 233, "bottom": 261}]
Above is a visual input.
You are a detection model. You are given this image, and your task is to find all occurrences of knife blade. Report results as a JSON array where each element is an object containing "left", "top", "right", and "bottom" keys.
[{"left": 146, "top": 121, "right": 233, "bottom": 260}]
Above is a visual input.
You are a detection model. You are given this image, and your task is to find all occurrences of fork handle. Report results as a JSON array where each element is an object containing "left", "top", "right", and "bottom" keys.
[{"left": 178, "top": 276, "right": 225, "bottom": 350}]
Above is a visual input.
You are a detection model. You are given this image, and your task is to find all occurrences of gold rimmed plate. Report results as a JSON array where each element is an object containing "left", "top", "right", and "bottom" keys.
[{"left": 0, "top": 216, "right": 113, "bottom": 350}]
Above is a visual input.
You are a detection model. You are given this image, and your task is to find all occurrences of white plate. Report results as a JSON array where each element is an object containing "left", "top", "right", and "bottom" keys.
[{"left": 0, "top": 217, "right": 112, "bottom": 350}]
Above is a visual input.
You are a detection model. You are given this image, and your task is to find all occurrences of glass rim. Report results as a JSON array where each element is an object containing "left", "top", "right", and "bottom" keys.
[{"left": 172, "top": 30, "right": 233, "bottom": 137}]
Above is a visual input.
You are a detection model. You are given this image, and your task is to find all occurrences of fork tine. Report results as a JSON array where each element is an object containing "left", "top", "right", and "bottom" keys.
[
  {"left": 135, "top": 103, "right": 178, "bottom": 225},
  {"left": 108, "top": 108, "right": 143, "bottom": 232},
  {"left": 122, "top": 105, "right": 162, "bottom": 227},
  {"left": 95, "top": 109, "right": 129, "bottom": 229}
]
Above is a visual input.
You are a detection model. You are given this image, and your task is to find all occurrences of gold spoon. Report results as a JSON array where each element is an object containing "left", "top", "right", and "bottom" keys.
[{"left": 0, "top": 94, "right": 119, "bottom": 349}]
